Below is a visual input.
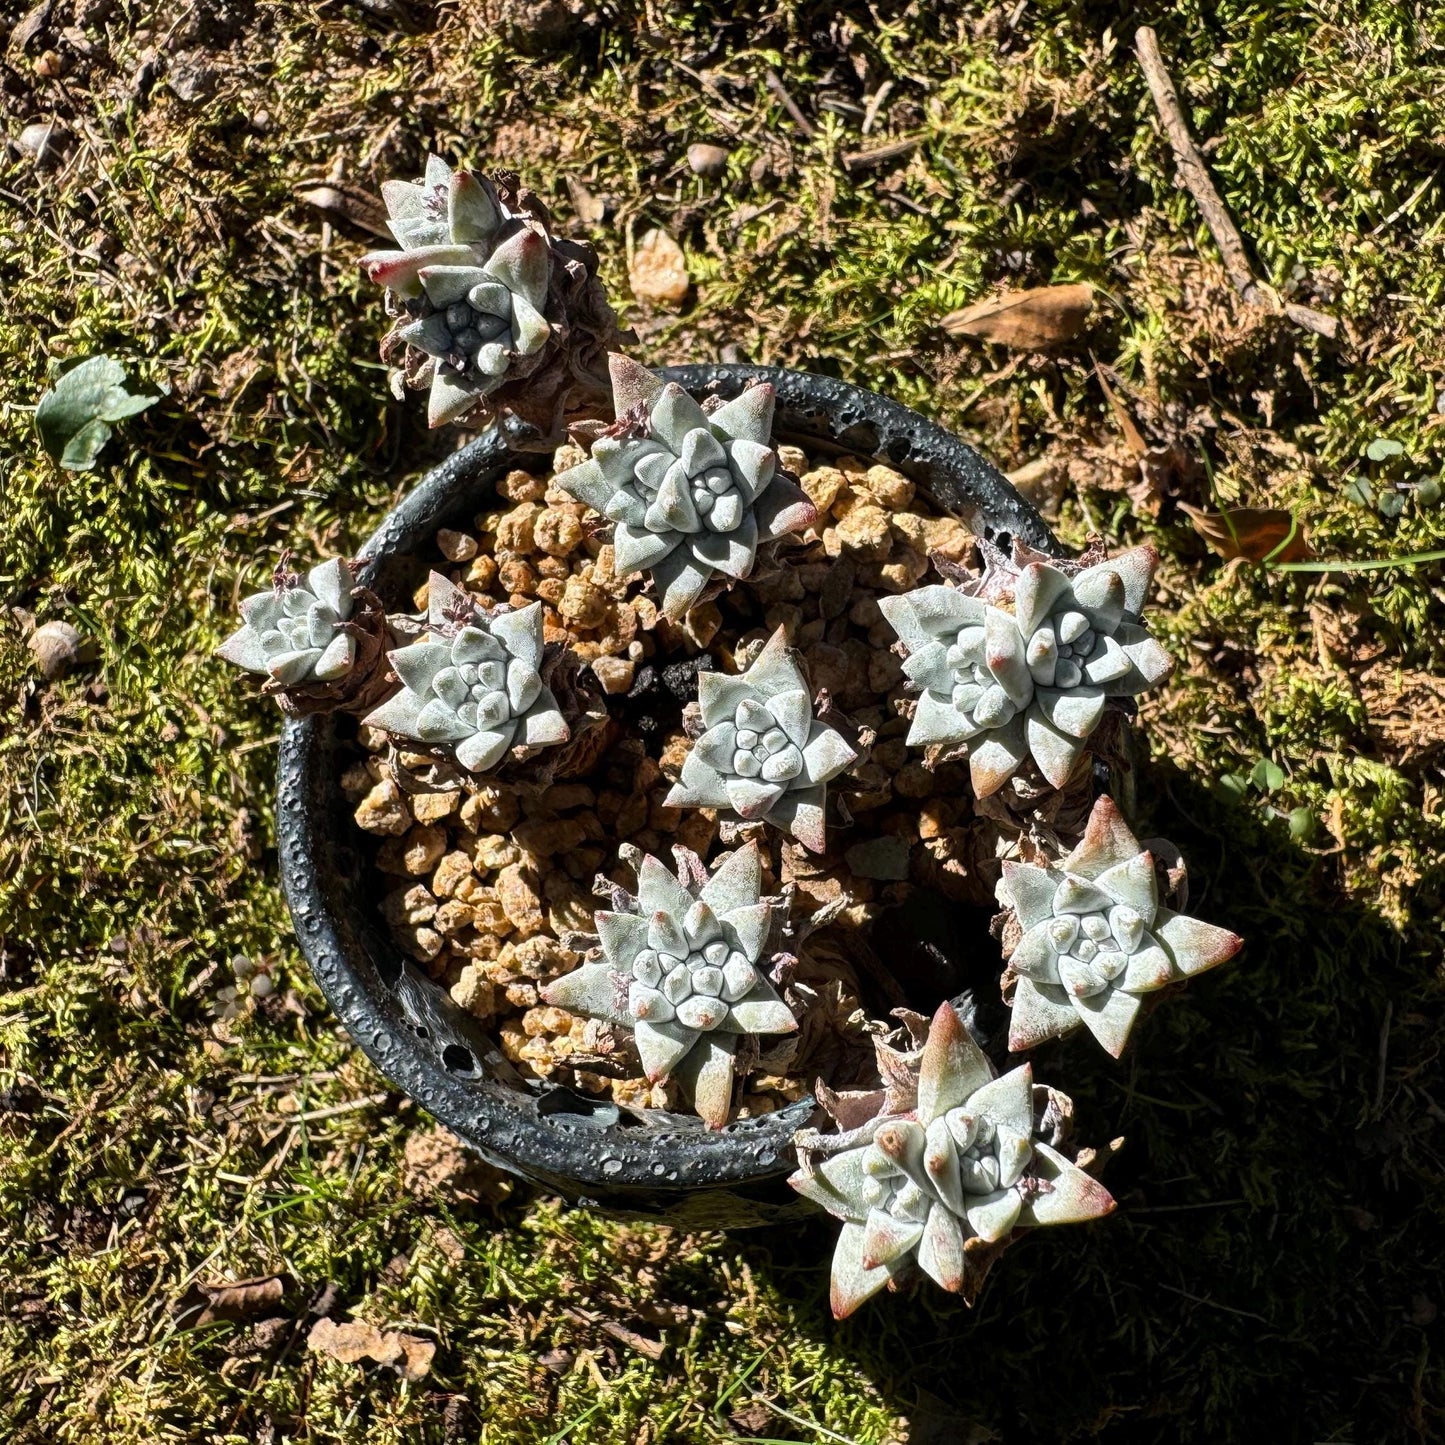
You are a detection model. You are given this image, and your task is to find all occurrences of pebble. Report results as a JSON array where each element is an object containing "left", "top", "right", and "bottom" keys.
[
  {"left": 496, "top": 863, "right": 547, "bottom": 937},
  {"left": 17, "top": 121, "right": 69, "bottom": 169},
  {"left": 354, "top": 779, "right": 411, "bottom": 837},
  {"left": 833, "top": 501, "right": 893, "bottom": 560},
  {"left": 437, "top": 528, "right": 478, "bottom": 562},
  {"left": 686, "top": 142, "right": 730, "bottom": 177},
  {"left": 460, "top": 788, "right": 520, "bottom": 833},
  {"left": 431, "top": 851, "right": 476, "bottom": 899},
  {"left": 800, "top": 466, "right": 848, "bottom": 516},
  {"left": 559, "top": 575, "right": 608, "bottom": 628},
  {"left": 411, "top": 790, "right": 459, "bottom": 825},
  {"left": 28, "top": 619, "right": 81, "bottom": 678},
  {"left": 533, "top": 508, "right": 584, "bottom": 556}
]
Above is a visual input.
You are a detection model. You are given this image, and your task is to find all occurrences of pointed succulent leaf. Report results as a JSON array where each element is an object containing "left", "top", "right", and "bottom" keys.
[{"left": 916, "top": 1001, "right": 994, "bottom": 1125}]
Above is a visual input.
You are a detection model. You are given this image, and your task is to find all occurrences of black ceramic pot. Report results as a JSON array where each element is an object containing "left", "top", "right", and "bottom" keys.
[{"left": 277, "top": 365, "right": 1060, "bottom": 1207}]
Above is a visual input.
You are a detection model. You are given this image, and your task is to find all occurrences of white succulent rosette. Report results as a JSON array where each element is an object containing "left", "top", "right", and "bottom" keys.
[
  {"left": 1001, "top": 795, "right": 1242, "bottom": 1057},
  {"left": 790, "top": 1003, "right": 1115, "bottom": 1318},
  {"left": 362, "top": 572, "right": 567, "bottom": 774},
  {"left": 217, "top": 558, "right": 357, "bottom": 686},
  {"left": 541, "top": 843, "right": 797, "bottom": 1128},
  {"left": 553, "top": 355, "right": 817, "bottom": 617},
  {"left": 360, "top": 156, "right": 552, "bottom": 426},
  {"left": 878, "top": 546, "right": 1172, "bottom": 796},
  {"left": 664, "top": 627, "right": 858, "bottom": 853}
]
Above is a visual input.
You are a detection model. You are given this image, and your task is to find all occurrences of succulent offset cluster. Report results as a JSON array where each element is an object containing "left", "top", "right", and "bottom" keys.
[
  {"left": 554, "top": 355, "right": 816, "bottom": 617},
  {"left": 362, "top": 156, "right": 623, "bottom": 441},
  {"left": 879, "top": 546, "right": 1171, "bottom": 795},
  {"left": 790, "top": 1003, "right": 1114, "bottom": 1317},
  {"left": 665, "top": 628, "right": 858, "bottom": 852},
  {"left": 542, "top": 844, "right": 797, "bottom": 1127},
  {"left": 1000, "top": 796, "right": 1242, "bottom": 1057},
  {"left": 364, "top": 572, "right": 567, "bottom": 774}
]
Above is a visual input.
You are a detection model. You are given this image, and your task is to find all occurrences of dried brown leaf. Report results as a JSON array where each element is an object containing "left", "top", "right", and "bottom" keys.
[
  {"left": 7, "top": 0, "right": 51, "bottom": 56},
  {"left": 1092, "top": 361, "right": 1148, "bottom": 457},
  {"left": 174, "top": 1273, "right": 290, "bottom": 1328},
  {"left": 1178, "top": 503, "right": 1312, "bottom": 562},
  {"left": 307, "top": 1317, "right": 436, "bottom": 1381},
  {"left": 564, "top": 174, "right": 605, "bottom": 225},
  {"left": 295, "top": 184, "right": 391, "bottom": 238},
  {"left": 629, "top": 228, "right": 690, "bottom": 307},
  {"left": 942, "top": 284, "right": 1094, "bottom": 350}
]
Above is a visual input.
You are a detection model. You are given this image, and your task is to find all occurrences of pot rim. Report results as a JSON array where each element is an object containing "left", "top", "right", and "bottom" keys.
[{"left": 277, "top": 364, "right": 1059, "bottom": 1200}]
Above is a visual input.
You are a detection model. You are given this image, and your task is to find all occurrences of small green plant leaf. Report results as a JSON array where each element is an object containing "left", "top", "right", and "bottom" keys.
[
  {"left": 1416, "top": 477, "right": 1441, "bottom": 506},
  {"left": 35, "top": 356, "right": 160, "bottom": 471},
  {"left": 1365, "top": 438, "right": 1405, "bottom": 463},
  {"left": 1287, "top": 807, "right": 1316, "bottom": 841},
  {"left": 1219, "top": 772, "right": 1249, "bottom": 799},
  {"left": 1344, "top": 477, "right": 1375, "bottom": 507},
  {"left": 1249, "top": 758, "right": 1285, "bottom": 792},
  {"left": 1377, "top": 490, "right": 1406, "bottom": 519}
]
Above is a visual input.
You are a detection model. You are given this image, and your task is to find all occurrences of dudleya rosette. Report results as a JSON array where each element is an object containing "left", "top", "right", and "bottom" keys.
[
  {"left": 1000, "top": 796, "right": 1242, "bottom": 1057},
  {"left": 878, "top": 546, "right": 1171, "bottom": 796},
  {"left": 553, "top": 355, "right": 817, "bottom": 617},
  {"left": 360, "top": 156, "right": 552, "bottom": 427},
  {"left": 790, "top": 1003, "right": 1115, "bottom": 1318},
  {"left": 664, "top": 627, "right": 858, "bottom": 853},
  {"left": 363, "top": 572, "right": 567, "bottom": 774},
  {"left": 541, "top": 843, "right": 796, "bottom": 1128},
  {"left": 218, "top": 558, "right": 356, "bottom": 686}
]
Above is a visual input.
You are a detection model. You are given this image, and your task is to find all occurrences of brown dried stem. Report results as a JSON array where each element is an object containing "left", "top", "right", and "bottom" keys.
[{"left": 1134, "top": 26, "right": 1338, "bottom": 341}]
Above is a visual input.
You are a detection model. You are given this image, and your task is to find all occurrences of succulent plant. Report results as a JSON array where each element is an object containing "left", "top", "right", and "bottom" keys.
[
  {"left": 553, "top": 355, "right": 817, "bottom": 617},
  {"left": 363, "top": 572, "right": 567, "bottom": 773},
  {"left": 362, "top": 156, "right": 624, "bottom": 443},
  {"left": 664, "top": 627, "right": 858, "bottom": 853},
  {"left": 219, "top": 557, "right": 356, "bottom": 686},
  {"left": 999, "top": 795, "right": 1242, "bottom": 1057},
  {"left": 790, "top": 1002, "right": 1115, "bottom": 1318},
  {"left": 878, "top": 545, "right": 1171, "bottom": 796},
  {"left": 541, "top": 843, "right": 797, "bottom": 1127}
]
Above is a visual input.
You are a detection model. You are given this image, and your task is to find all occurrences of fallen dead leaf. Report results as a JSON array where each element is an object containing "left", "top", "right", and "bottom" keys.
[
  {"left": 1178, "top": 502, "right": 1312, "bottom": 562},
  {"left": 942, "top": 284, "right": 1093, "bottom": 350},
  {"left": 564, "top": 174, "right": 605, "bottom": 225},
  {"left": 173, "top": 1273, "right": 290, "bottom": 1328},
  {"left": 629, "top": 228, "right": 690, "bottom": 307},
  {"left": 295, "top": 184, "right": 391, "bottom": 238},
  {"left": 307, "top": 1316, "right": 436, "bottom": 1381}
]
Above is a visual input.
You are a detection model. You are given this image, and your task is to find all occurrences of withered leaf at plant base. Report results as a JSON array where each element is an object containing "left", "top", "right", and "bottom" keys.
[
  {"left": 1179, "top": 503, "right": 1313, "bottom": 562},
  {"left": 295, "top": 183, "right": 391, "bottom": 238},
  {"left": 942, "top": 284, "right": 1094, "bottom": 351},
  {"left": 173, "top": 1273, "right": 291, "bottom": 1328},
  {"left": 307, "top": 1316, "right": 436, "bottom": 1381}
]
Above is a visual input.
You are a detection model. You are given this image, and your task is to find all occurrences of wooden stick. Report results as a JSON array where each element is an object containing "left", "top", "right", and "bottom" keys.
[
  {"left": 1134, "top": 26, "right": 1338, "bottom": 340},
  {"left": 765, "top": 68, "right": 816, "bottom": 138}
]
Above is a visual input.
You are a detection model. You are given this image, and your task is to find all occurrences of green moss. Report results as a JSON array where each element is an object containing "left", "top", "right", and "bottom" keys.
[{"left": 2, "top": 2, "right": 1444, "bottom": 1441}]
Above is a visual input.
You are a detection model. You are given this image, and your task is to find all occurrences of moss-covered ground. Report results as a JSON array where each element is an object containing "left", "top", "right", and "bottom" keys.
[{"left": 3, "top": 1, "right": 1445, "bottom": 1439}]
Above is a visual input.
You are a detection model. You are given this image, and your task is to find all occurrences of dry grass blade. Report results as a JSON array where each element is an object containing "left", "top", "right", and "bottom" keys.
[{"left": 942, "top": 284, "right": 1094, "bottom": 350}]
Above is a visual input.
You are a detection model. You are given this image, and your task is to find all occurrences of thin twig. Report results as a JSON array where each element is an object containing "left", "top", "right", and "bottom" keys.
[
  {"left": 1134, "top": 27, "right": 1338, "bottom": 340},
  {"left": 841, "top": 137, "right": 919, "bottom": 173},
  {"left": 764, "top": 68, "right": 816, "bottom": 137},
  {"left": 1374, "top": 1000, "right": 1393, "bottom": 1116}
]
